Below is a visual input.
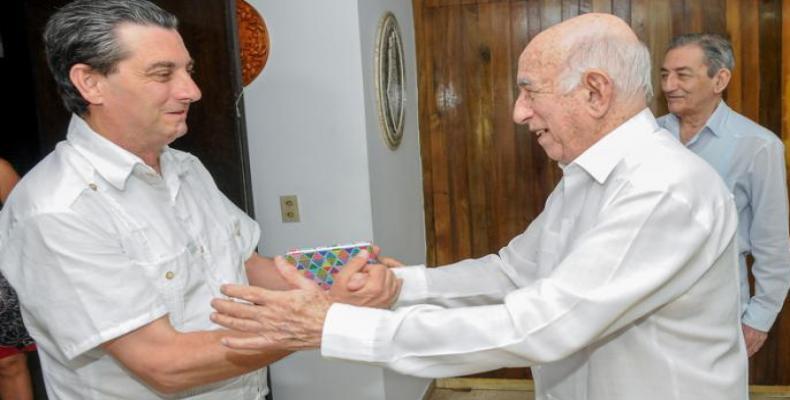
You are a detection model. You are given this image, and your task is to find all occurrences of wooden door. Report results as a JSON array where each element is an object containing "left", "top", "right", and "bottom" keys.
[{"left": 414, "top": 0, "right": 789, "bottom": 385}]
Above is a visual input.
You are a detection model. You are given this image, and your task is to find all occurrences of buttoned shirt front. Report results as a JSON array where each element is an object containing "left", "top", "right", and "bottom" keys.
[
  {"left": 0, "top": 115, "right": 266, "bottom": 399},
  {"left": 322, "top": 109, "right": 748, "bottom": 400},
  {"left": 658, "top": 101, "right": 790, "bottom": 331}
]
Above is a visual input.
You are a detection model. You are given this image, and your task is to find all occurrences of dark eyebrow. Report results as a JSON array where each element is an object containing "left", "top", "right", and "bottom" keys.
[
  {"left": 144, "top": 59, "right": 195, "bottom": 74},
  {"left": 145, "top": 61, "right": 176, "bottom": 73},
  {"left": 660, "top": 66, "right": 694, "bottom": 74}
]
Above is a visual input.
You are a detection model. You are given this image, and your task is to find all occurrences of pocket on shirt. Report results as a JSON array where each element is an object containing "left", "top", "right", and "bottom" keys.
[{"left": 137, "top": 249, "right": 191, "bottom": 327}]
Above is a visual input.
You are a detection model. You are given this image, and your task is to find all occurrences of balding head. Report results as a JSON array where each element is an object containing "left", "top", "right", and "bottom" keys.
[
  {"left": 521, "top": 13, "right": 651, "bottom": 105},
  {"left": 513, "top": 13, "right": 652, "bottom": 164}
]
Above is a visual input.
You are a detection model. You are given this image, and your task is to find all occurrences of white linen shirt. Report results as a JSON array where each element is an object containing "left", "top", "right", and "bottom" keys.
[
  {"left": 0, "top": 115, "right": 267, "bottom": 399},
  {"left": 322, "top": 109, "right": 748, "bottom": 400},
  {"left": 658, "top": 101, "right": 790, "bottom": 332}
]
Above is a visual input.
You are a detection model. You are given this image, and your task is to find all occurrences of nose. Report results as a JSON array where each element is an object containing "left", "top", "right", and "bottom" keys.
[
  {"left": 177, "top": 72, "right": 202, "bottom": 103},
  {"left": 512, "top": 92, "right": 534, "bottom": 125},
  {"left": 661, "top": 73, "right": 677, "bottom": 93}
]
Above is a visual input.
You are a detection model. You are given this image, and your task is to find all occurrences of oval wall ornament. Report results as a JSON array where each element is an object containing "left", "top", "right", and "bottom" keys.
[
  {"left": 236, "top": 0, "right": 270, "bottom": 86},
  {"left": 375, "top": 12, "right": 406, "bottom": 150}
]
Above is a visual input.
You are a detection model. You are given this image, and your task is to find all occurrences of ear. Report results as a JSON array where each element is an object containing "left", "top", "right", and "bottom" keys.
[
  {"left": 69, "top": 63, "right": 104, "bottom": 106},
  {"left": 712, "top": 68, "right": 731, "bottom": 94},
  {"left": 580, "top": 69, "right": 614, "bottom": 119}
]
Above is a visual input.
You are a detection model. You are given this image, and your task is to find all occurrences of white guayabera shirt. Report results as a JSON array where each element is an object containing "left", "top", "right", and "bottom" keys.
[
  {"left": 322, "top": 109, "right": 749, "bottom": 400},
  {"left": 0, "top": 116, "right": 267, "bottom": 399}
]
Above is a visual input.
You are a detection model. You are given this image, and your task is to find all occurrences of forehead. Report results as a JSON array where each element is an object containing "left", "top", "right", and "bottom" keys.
[
  {"left": 516, "top": 43, "right": 561, "bottom": 86},
  {"left": 114, "top": 23, "right": 191, "bottom": 66},
  {"left": 663, "top": 44, "right": 706, "bottom": 67}
]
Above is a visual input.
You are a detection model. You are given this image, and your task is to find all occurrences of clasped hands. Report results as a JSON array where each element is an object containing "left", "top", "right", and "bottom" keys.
[{"left": 210, "top": 249, "right": 402, "bottom": 351}]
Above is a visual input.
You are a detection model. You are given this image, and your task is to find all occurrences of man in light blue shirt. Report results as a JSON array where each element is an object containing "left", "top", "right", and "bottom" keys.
[{"left": 658, "top": 33, "right": 790, "bottom": 357}]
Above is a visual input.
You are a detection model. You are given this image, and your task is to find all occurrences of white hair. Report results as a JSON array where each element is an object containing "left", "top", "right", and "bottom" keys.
[{"left": 556, "top": 33, "right": 653, "bottom": 103}]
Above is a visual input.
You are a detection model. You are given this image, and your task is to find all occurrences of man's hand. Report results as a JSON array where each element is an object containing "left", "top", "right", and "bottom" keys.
[
  {"left": 330, "top": 250, "right": 402, "bottom": 308},
  {"left": 742, "top": 323, "right": 768, "bottom": 357},
  {"left": 211, "top": 256, "right": 331, "bottom": 351},
  {"left": 211, "top": 251, "right": 402, "bottom": 351}
]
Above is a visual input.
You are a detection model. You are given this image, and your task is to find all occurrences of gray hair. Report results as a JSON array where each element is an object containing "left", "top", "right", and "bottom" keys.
[
  {"left": 557, "top": 33, "right": 653, "bottom": 103},
  {"left": 44, "top": 0, "right": 178, "bottom": 115},
  {"left": 667, "top": 33, "right": 734, "bottom": 77}
]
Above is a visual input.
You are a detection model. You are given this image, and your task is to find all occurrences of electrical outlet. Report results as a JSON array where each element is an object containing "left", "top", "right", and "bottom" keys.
[{"left": 280, "top": 195, "right": 300, "bottom": 223}]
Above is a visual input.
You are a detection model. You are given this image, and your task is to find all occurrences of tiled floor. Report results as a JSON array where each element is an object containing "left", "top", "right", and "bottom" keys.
[{"left": 425, "top": 379, "right": 790, "bottom": 400}]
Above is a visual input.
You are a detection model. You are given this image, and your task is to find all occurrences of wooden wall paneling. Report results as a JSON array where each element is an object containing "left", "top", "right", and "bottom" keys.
[
  {"left": 741, "top": 0, "right": 761, "bottom": 122},
  {"left": 562, "top": 0, "right": 580, "bottom": 20},
  {"left": 412, "top": 0, "right": 436, "bottom": 268},
  {"left": 643, "top": 0, "right": 671, "bottom": 116},
  {"left": 428, "top": 6, "right": 456, "bottom": 266},
  {"left": 591, "top": 0, "right": 612, "bottom": 13},
  {"left": 506, "top": 1, "right": 531, "bottom": 253},
  {"left": 684, "top": 0, "right": 703, "bottom": 31},
  {"left": 611, "top": 0, "right": 630, "bottom": 24},
  {"left": 462, "top": 2, "right": 493, "bottom": 258},
  {"left": 759, "top": 0, "right": 782, "bottom": 136},
  {"left": 726, "top": 0, "right": 743, "bottom": 111},
  {"left": 579, "top": 0, "right": 593, "bottom": 14},
  {"left": 487, "top": 1, "right": 517, "bottom": 249},
  {"left": 449, "top": 4, "right": 474, "bottom": 262},
  {"left": 670, "top": 0, "right": 685, "bottom": 37},
  {"left": 541, "top": 0, "right": 562, "bottom": 29}
]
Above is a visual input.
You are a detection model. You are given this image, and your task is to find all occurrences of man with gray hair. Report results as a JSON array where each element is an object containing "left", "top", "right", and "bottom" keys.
[
  {"left": 0, "top": 0, "right": 399, "bottom": 398},
  {"left": 211, "top": 13, "right": 749, "bottom": 400},
  {"left": 658, "top": 33, "right": 790, "bottom": 357}
]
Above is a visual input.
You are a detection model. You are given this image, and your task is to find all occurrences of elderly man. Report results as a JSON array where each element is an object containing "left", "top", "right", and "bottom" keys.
[
  {"left": 0, "top": 0, "right": 399, "bottom": 399},
  {"left": 658, "top": 33, "right": 790, "bottom": 358},
  {"left": 211, "top": 13, "right": 748, "bottom": 399}
]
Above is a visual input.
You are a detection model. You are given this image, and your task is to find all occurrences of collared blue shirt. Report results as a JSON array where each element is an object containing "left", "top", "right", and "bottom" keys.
[{"left": 658, "top": 101, "right": 790, "bottom": 331}]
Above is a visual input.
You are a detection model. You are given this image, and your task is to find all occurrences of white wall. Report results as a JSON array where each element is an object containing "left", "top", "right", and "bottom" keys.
[{"left": 243, "top": 0, "right": 429, "bottom": 399}]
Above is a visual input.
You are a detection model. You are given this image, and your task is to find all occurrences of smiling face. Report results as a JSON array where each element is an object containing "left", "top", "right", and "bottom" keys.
[
  {"left": 89, "top": 23, "right": 202, "bottom": 157},
  {"left": 660, "top": 44, "right": 723, "bottom": 118},
  {"left": 512, "top": 45, "right": 588, "bottom": 164}
]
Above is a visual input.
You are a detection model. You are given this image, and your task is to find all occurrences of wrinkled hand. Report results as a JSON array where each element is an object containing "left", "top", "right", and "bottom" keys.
[
  {"left": 210, "top": 256, "right": 332, "bottom": 351},
  {"left": 742, "top": 324, "right": 768, "bottom": 357},
  {"left": 330, "top": 250, "right": 402, "bottom": 308}
]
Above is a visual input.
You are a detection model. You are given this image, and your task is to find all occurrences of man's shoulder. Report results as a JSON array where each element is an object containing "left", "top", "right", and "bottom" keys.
[
  {"left": 724, "top": 109, "right": 781, "bottom": 144},
  {"left": 7, "top": 142, "right": 93, "bottom": 217},
  {"left": 625, "top": 130, "right": 729, "bottom": 198}
]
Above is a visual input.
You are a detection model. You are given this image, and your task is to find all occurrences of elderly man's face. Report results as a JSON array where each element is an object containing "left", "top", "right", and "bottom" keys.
[
  {"left": 660, "top": 44, "right": 720, "bottom": 117},
  {"left": 512, "top": 48, "right": 585, "bottom": 164}
]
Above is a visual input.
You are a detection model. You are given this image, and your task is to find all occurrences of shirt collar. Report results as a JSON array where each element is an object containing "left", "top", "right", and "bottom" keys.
[
  {"left": 703, "top": 100, "right": 730, "bottom": 137},
  {"left": 66, "top": 114, "right": 161, "bottom": 190},
  {"left": 571, "top": 108, "right": 659, "bottom": 184},
  {"left": 664, "top": 100, "right": 729, "bottom": 140}
]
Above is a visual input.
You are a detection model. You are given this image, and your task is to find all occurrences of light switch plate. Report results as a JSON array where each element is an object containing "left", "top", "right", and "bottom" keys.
[{"left": 280, "top": 195, "right": 300, "bottom": 223}]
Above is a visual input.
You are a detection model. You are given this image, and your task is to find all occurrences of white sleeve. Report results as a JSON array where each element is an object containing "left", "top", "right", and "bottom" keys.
[{"left": 321, "top": 186, "right": 732, "bottom": 378}]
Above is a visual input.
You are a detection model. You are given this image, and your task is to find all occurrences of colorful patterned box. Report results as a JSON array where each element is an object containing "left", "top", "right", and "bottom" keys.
[{"left": 285, "top": 242, "right": 375, "bottom": 290}]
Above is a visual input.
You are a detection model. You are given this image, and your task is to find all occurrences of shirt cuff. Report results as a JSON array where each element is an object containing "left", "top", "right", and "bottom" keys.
[
  {"left": 392, "top": 265, "right": 429, "bottom": 307},
  {"left": 321, "top": 303, "right": 391, "bottom": 363},
  {"left": 742, "top": 302, "right": 779, "bottom": 332}
]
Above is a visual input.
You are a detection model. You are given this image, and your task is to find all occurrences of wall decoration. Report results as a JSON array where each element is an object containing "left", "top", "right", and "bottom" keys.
[
  {"left": 236, "top": 0, "right": 270, "bottom": 86},
  {"left": 375, "top": 12, "right": 406, "bottom": 150}
]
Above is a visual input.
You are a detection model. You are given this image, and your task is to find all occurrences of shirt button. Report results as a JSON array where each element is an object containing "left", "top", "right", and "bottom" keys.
[
  {"left": 88, "top": 183, "right": 97, "bottom": 191},
  {"left": 165, "top": 271, "right": 175, "bottom": 280}
]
